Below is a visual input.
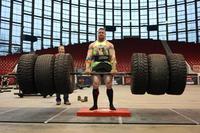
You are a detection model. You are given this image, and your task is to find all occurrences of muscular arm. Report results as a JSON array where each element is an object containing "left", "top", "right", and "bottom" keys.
[
  {"left": 85, "top": 43, "right": 93, "bottom": 71},
  {"left": 108, "top": 42, "right": 117, "bottom": 71}
]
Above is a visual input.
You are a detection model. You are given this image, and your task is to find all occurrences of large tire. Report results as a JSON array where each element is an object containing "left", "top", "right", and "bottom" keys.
[
  {"left": 148, "top": 54, "right": 169, "bottom": 95},
  {"left": 167, "top": 54, "right": 187, "bottom": 95},
  {"left": 17, "top": 54, "right": 38, "bottom": 94},
  {"left": 67, "top": 54, "right": 75, "bottom": 93},
  {"left": 131, "top": 53, "right": 148, "bottom": 94},
  {"left": 54, "top": 54, "right": 75, "bottom": 94},
  {"left": 34, "top": 54, "right": 55, "bottom": 96}
]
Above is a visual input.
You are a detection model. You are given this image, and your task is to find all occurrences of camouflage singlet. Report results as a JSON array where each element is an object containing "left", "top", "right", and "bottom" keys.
[{"left": 91, "top": 40, "right": 112, "bottom": 72}]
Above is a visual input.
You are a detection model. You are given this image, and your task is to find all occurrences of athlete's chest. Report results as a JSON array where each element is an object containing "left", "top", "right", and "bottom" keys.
[{"left": 92, "top": 43, "right": 110, "bottom": 56}]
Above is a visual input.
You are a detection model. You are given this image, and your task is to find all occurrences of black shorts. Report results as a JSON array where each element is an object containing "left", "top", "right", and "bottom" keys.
[{"left": 92, "top": 62, "right": 112, "bottom": 73}]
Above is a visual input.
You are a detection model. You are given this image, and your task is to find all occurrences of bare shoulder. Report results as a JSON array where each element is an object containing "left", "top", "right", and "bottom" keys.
[
  {"left": 88, "top": 42, "right": 95, "bottom": 49},
  {"left": 106, "top": 41, "right": 114, "bottom": 48}
]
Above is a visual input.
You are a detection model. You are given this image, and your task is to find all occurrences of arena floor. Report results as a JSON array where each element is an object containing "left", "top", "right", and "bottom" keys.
[{"left": 0, "top": 85, "right": 200, "bottom": 133}]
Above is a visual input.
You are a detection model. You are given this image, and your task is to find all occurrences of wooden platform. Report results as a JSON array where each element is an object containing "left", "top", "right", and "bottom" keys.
[{"left": 76, "top": 107, "right": 131, "bottom": 117}]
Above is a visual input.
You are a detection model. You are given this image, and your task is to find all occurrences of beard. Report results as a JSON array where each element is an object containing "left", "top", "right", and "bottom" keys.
[{"left": 98, "top": 36, "right": 105, "bottom": 41}]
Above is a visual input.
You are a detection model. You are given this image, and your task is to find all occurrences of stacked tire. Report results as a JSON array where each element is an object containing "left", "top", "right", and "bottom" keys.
[
  {"left": 34, "top": 54, "right": 55, "bottom": 97},
  {"left": 147, "top": 54, "right": 169, "bottom": 95},
  {"left": 16, "top": 52, "right": 187, "bottom": 97},
  {"left": 167, "top": 54, "right": 187, "bottom": 95},
  {"left": 16, "top": 53, "right": 75, "bottom": 97},
  {"left": 54, "top": 53, "right": 75, "bottom": 94},
  {"left": 17, "top": 54, "right": 38, "bottom": 94},
  {"left": 131, "top": 53, "right": 148, "bottom": 94},
  {"left": 131, "top": 53, "right": 187, "bottom": 95}
]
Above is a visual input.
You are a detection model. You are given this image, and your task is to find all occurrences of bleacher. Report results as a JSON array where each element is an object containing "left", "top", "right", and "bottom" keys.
[
  {"left": 0, "top": 54, "right": 21, "bottom": 85},
  {"left": 168, "top": 41, "right": 200, "bottom": 72},
  {"left": 0, "top": 54, "right": 21, "bottom": 75},
  {"left": 112, "top": 38, "right": 165, "bottom": 72},
  {"left": 1, "top": 39, "right": 200, "bottom": 76}
]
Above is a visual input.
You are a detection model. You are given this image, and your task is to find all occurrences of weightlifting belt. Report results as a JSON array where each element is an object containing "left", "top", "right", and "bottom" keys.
[{"left": 93, "top": 55, "right": 110, "bottom": 62}]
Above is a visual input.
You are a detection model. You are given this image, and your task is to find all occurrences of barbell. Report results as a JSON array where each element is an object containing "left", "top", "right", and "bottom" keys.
[
  {"left": 70, "top": 72, "right": 131, "bottom": 75},
  {"left": 16, "top": 53, "right": 187, "bottom": 97}
]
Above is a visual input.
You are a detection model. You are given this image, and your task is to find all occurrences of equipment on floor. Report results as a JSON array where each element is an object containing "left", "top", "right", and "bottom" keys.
[
  {"left": 15, "top": 53, "right": 187, "bottom": 97},
  {"left": 77, "top": 96, "right": 88, "bottom": 102},
  {"left": 0, "top": 75, "right": 15, "bottom": 93}
]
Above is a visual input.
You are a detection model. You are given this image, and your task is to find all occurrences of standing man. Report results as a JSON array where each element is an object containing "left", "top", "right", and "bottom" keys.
[
  {"left": 56, "top": 45, "right": 71, "bottom": 105},
  {"left": 85, "top": 28, "right": 117, "bottom": 110}
]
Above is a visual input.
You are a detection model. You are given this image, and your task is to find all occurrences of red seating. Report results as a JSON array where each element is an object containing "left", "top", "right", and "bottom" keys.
[
  {"left": 113, "top": 38, "right": 165, "bottom": 72},
  {"left": 63, "top": 39, "right": 165, "bottom": 72},
  {"left": 0, "top": 54, "right": 21, "bottom": 75},
  {"left": 0, "top": 54, "right": 21, "bottom": 85},
  {"left": 1, "top": 39, "right": 199, "bottom": 79},
  {"left": 0, "top": 39, "right": 166, "bottom": 76},
  {"left": 168, "top": 41, "right": 200, "bottom": 71},
  {"left": 3, "top": 39, "right": 190, "bottom": 78}
]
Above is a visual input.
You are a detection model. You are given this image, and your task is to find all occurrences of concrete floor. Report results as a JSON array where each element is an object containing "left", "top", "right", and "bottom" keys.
[{"left": 0, "top": 85, "right": 200, "bottom": 133}]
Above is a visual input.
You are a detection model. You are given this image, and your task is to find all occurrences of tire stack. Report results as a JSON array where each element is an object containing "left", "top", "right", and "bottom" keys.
[
  {"left": 131, "top": 53, "right": 187, "bottom": 95},
  {"left": 16, "top": 53, "right": 75, "bottom": 97},
  {"left": 16, "top": 52, "right": 187, "bottom": 97}
]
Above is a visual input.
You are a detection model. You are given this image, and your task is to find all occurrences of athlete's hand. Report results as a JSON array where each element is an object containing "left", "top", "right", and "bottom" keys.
[
  {"left": 111, "top": 69, "right": 117, "bottom": 75},
  {"left": 84, "top": 68, "right": 91, "bottom": 75}
]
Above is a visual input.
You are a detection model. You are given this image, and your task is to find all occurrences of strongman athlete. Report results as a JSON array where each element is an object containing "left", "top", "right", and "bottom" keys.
[{"left": 85, "top": 28, "right": 117, "bottom": 110}]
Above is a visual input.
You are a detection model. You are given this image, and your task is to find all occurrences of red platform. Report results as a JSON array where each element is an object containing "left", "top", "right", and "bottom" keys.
[{"left": 76, "top": 107, "right": 131, "bottom": 117}]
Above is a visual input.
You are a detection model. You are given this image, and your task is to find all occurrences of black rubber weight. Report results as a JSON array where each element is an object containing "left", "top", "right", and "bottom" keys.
[
  {"left": 131, "top": 53, "right": 148, "bottom": 94},
  {"left": 34, "top": 54, "right": 55, "bottom": 96},
  {"left": 54, "top": 54, "right": 75, "bottom": 94},
  {"left": 167, "top": 54, "right": 187, "bottom": 95},
  {"left": 17, "top": 54, "right": 38, "bottom": 94},
  {"left": 67, "top": 54, "right": 75, "bottom": 93},
  {"left": 148, "top": 54, "right": 169, "bottom": 95}
]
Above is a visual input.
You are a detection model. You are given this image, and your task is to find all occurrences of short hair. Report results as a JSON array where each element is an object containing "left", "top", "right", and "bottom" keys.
[
  {"left": 58, "top": 45, "right": 65, "bottom": 51},
  {"left": 58, "top": 45, "right": 64, "bottom": 48},
  {"left": 98, "top": 27, "right": 105, "bottom": 32}
]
